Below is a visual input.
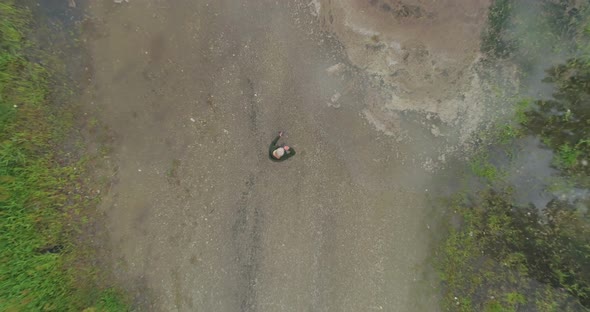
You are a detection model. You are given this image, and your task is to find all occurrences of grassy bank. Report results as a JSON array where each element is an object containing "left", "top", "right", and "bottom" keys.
[
  {"left": 437, "top": 0, "right": 590, "bottom": 311},
  {"left": 0, "top": 1, "right": 126, "bottom": 310}
]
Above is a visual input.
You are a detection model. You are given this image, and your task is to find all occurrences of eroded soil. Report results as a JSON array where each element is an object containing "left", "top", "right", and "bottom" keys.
[{"left": 317, "top": 0, "right": 494, "bottom": 151}]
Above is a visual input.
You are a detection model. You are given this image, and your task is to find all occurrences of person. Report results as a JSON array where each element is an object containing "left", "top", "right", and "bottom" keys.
[{"left": 269, "top": 131, "right": 296, "bottom": 161}]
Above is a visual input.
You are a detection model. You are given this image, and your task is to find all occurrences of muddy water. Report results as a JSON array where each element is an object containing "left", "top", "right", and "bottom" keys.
[{"left": 81, "top": 0, "right": 471, "bottom": 311}]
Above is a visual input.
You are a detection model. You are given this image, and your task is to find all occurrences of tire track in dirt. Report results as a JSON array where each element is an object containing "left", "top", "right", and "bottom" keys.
[{"left": 231, "top": 174, "right": 262, "bottom": 311}]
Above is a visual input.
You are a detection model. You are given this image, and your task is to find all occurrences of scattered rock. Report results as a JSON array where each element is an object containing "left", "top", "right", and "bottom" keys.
[
  {"left": 327, "top": 92, "right": 342, "bottom": 108},
  {"left": 430, "top": 124, "right": 442, "bottom": 137},
  {"left": 326, "top": 63, "right": 345, "bottom": 76},
  {"left": 327, "top": 102, "right": 341, "bottom": 109},
  {"left": 330, "top": 92, "right": 341, "bottom": 103},
  {"left": 68, "top": 0, "right": 76, "bottom": 8},
  {"left": 308, "top": 0, "right": 321, "bottom": 16}
]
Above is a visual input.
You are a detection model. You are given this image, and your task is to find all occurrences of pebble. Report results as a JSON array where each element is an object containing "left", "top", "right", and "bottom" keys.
[
  {"left": 330, "top": 92, "right": 341, "bottom": 103},
  {"left": 326, "top": 63, "right": 345, "bottom": 75},
  {"left": 327, "top": 102, "right": 341, "bottom": 109}
]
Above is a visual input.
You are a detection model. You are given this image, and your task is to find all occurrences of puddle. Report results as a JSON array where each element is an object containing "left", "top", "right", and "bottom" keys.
[{"left": 503, "top": 136, "right": 558, "bottom": 209}]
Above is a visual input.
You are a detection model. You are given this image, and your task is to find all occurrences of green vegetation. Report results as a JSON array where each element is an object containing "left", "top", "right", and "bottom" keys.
[
  {"left": 482, "top": 0, "right": 514, "bottom": 58},
  {"left": 523, "top": 58, "right": 590, "bottom": 182},
  {"left": 88, "top": 289, "right": 129, "bottom": 312},
  {"left": 438, "top": 0, "right": 590, "bottom": 311},
  {"left": 514, "top": 99, "right": 531, "bottom": 125},
  {"left": 439, "top": 190, "right": 589, "bottom": 311},
  {"left": 482, "top": 0, "right": 590, "bottom": 62},
  {"left": 0, "top": 1, "right": 127, "bottom": 311},
  {"left": 497, "top": 124, "right": 521, "bottom": 144},
  {"left": 469, "top": 153, "right": 502, "bottom": 183}
]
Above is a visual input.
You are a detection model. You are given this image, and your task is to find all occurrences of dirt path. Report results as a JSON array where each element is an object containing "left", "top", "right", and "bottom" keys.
[{"left": 81, "top": 0, "right": 486, "bottom": 311}]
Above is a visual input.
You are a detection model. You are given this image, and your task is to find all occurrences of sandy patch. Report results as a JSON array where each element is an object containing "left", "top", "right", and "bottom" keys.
[{"left": 316, "top": 0, "right": 492, "bottom": 143}]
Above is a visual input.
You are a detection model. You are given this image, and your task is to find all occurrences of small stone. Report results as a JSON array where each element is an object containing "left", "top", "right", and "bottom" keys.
[
  {"left": 327, "top": 102, "right": 341, "bottom": 109},
  {"left": 330, "top": 92, "right": 341, "bottom": 103},
  {"left": 190, "top": 117, "right": 196, "bottom": 122},
  {"left": 326, "top": 63, "right": 345, "bottom": 75},
  {"left": 431, "top": 125, "right": 441, "bottom": 137}
]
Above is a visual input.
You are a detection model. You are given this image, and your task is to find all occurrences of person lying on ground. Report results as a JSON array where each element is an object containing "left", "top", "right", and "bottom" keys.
[{"left": 269, "top": 131, "right": 296, "bottom": 161}]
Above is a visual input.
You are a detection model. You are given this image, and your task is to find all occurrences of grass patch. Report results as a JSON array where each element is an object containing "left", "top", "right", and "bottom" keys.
[
  {"left": 438, "top": 190, "right": 590, "bottom": 311},
  {"left": 0, "top": 1, "right": 127, "bottom": 311},
  {"left": 555, "top": 143, "right": 582, "bottom": 169},
  {"left": 469, "top": 153, "right": 502, "bottom": 183},
  {"left": 84, "top": 288, "right": 128, "bottom": 312},
  {"left": 482, "top": 0, "right": 514, "bottom": 58},
  {"left": 514, "top": 98, "right": 531, "bottom": 125},
  {"left": 498, "top": 124, "right": 519, "bottom": 143}
]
